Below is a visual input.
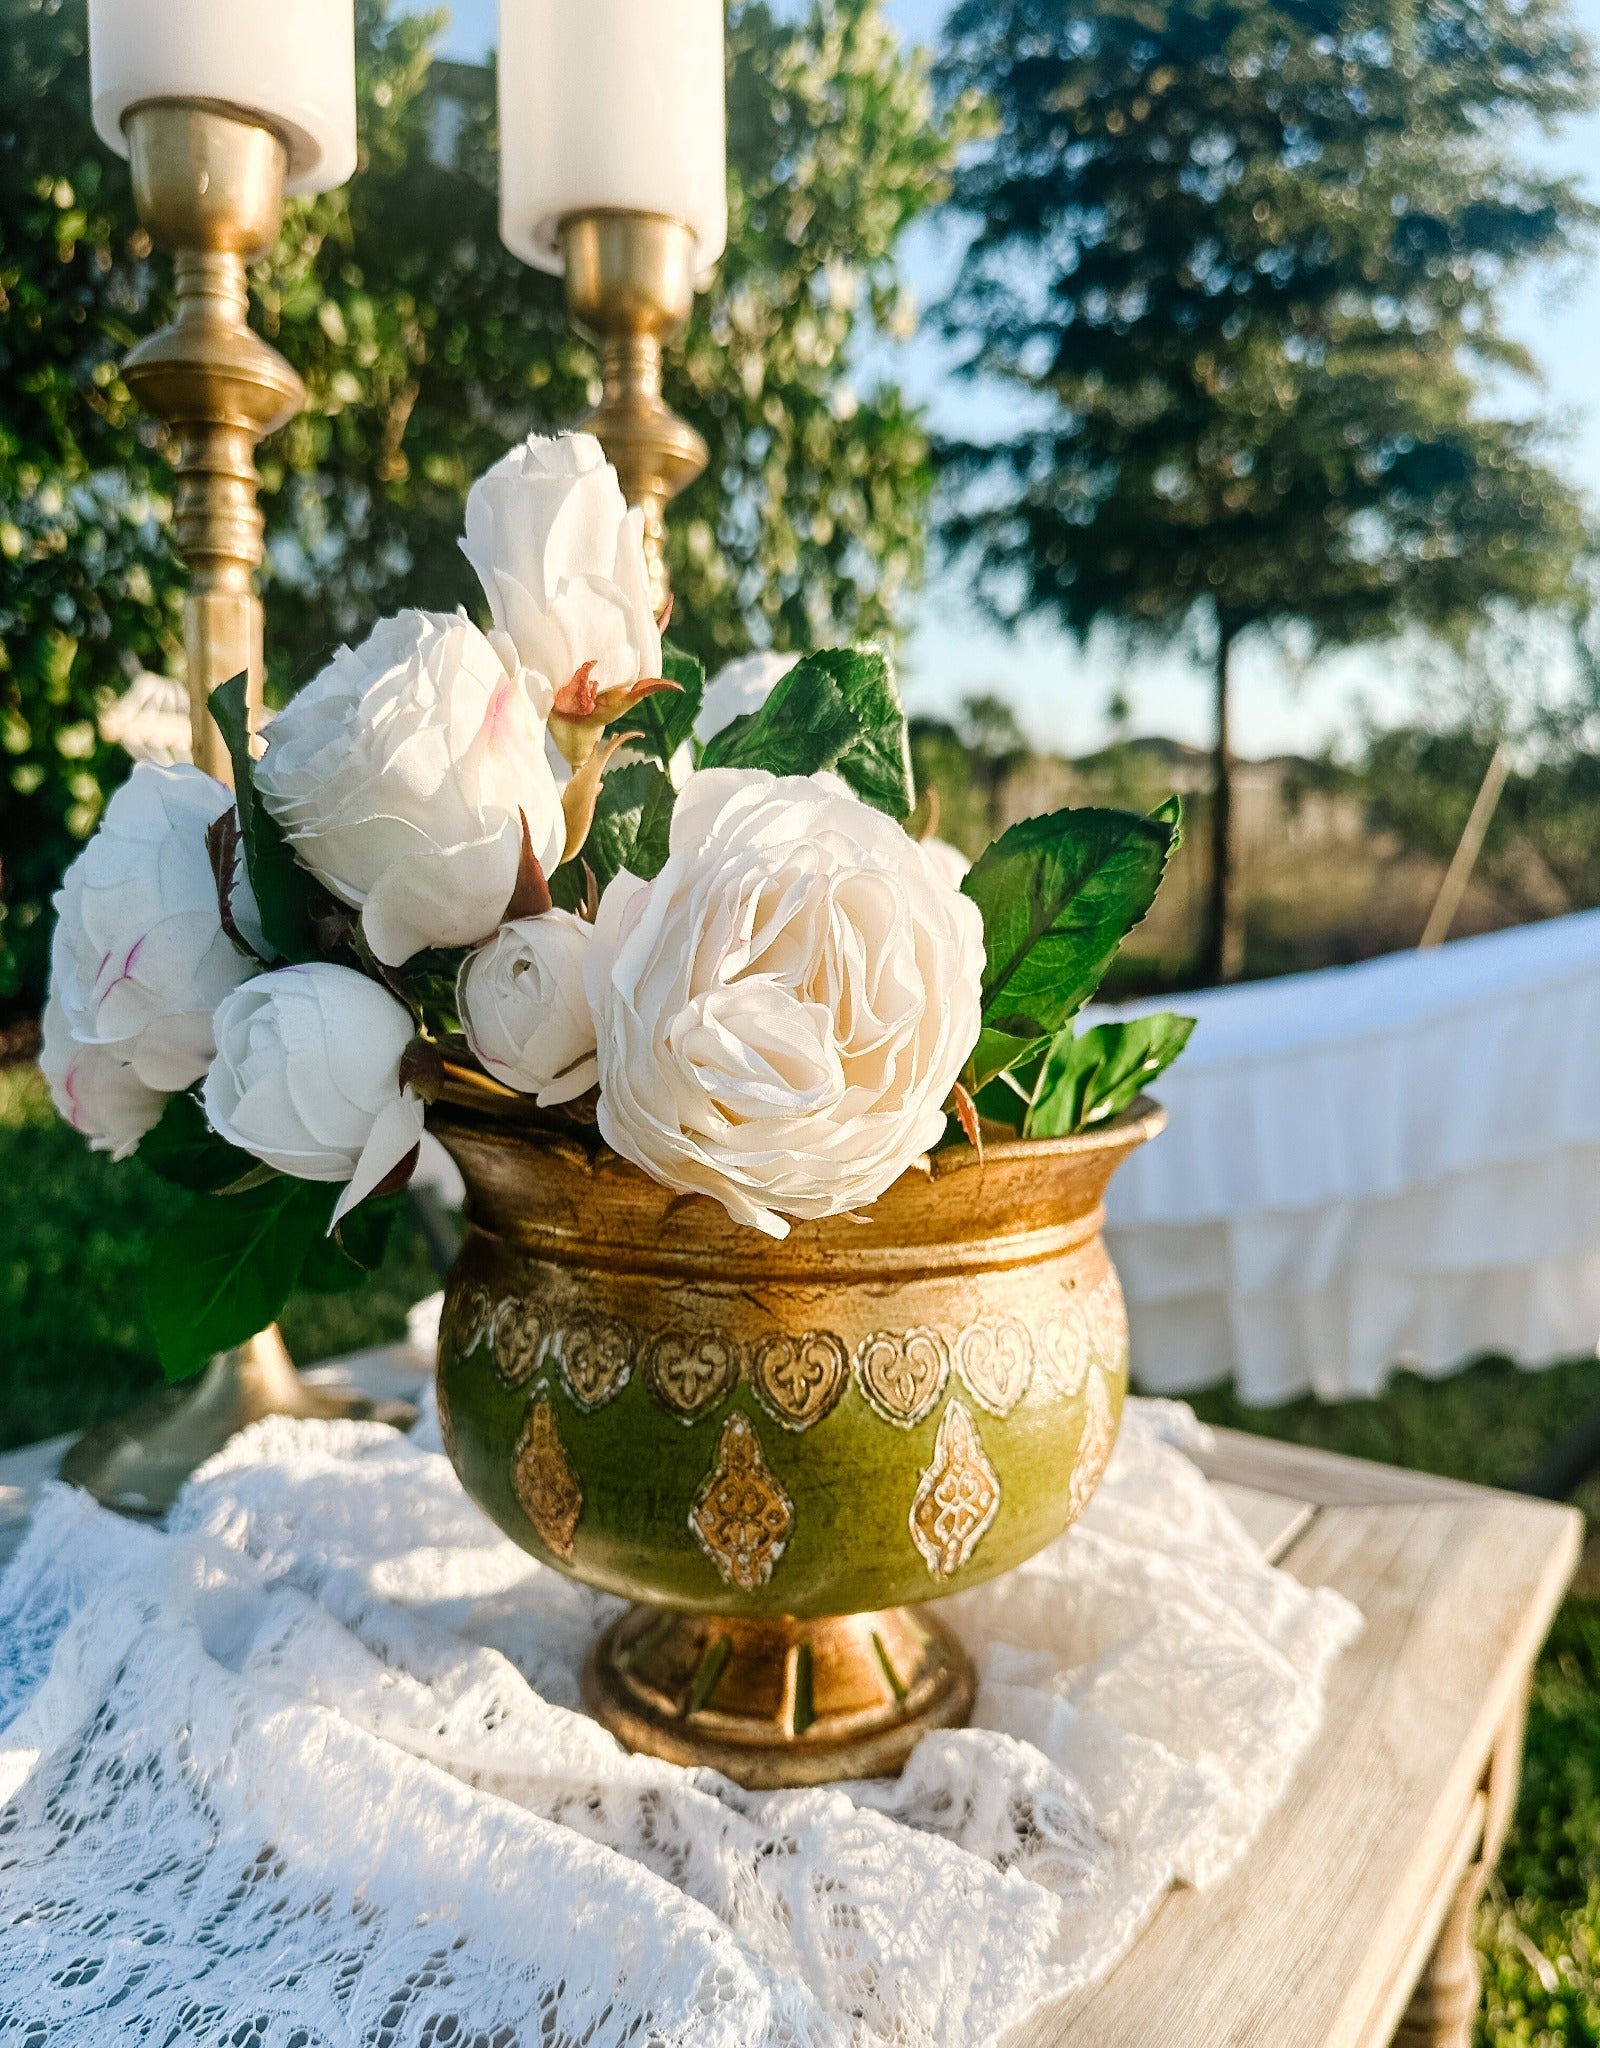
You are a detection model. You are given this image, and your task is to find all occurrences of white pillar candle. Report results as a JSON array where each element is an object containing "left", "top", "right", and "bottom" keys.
[
  {"left": 498, "top": 0, "right": 727, "bottom": 287},
  {"left": 87, "top": 0, "right": 357, "bottom": 196}
]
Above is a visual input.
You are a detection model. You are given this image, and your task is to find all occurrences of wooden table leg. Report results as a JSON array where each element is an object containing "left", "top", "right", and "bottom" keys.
[{"left": 1393, "top": 1688, "right": 1529, "bottom": 2048}]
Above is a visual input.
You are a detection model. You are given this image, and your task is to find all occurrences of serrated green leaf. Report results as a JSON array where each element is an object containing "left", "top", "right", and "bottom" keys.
[
  {"left": 579, "top": 759, "right": 678, "bottom": 890},
  {"left": 629, "top": 765, "right": 676, "bottom": 879},
  {"left": 638, "top": 642, "right": 704, "bottom": 762},
  {"left": 210, "top": 672, "right": 322, "bottom": 963},
  {"left": 145, "top": 1172, "right": 337, "bottom": 1381},
  {"left": 700, "top": 645, "right": 914, "bottom": 818},
  {"left": 140, "top": 1088, "right": 260, "bottom": 1193},
  {"left": 547, "top": 861, "right": 587, "bottom": 913},
  {"left": 608, "top": 643, "right": 702, "bottom": 769},
  {"left": 961, "top": 802, "right": 1180, "bottom": 1089},
  {"left": 299, "top": 1191, "right": 401, "bottom": 1293},
  {"left": 1026, "top": 1012, "right": 1195, "bottom": 1138}
]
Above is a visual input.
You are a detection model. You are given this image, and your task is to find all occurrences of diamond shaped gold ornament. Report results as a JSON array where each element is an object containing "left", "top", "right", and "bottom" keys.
[
  {"left": 909, "top": 1398, "right": 1001, "bottom": 1578},
  {"left": 690, "top": 1411, "right": 795, "bottom": 1590},
  {"left": 512, "top": 1394, "right": 584, "bottom": 1561}
]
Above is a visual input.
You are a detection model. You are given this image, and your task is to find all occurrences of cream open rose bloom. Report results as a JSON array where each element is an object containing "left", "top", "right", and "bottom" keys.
[
  {"left": 255, "top": 609, "right": 565, "bottom": 967},
  {"left": 584, "top": 768, "right": 984, "bottom": 1237},
  {"left": 48, "top": 760, "right": 261, "bottom": 1093},
  {"left": 203, "top": 963, "right": 426, "bottom": 1225},
  {"left": 458, "top": 910, "right": 599, "bottom": 1105},
  {"left": 462, "top": 433, "right": 661, "bottom": 692}
]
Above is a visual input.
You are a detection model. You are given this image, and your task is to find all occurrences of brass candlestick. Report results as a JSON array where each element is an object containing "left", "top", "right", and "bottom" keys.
[
  {"left": 61, "top": 101, "right": 397, "bottom": 1517},
  {"left": 560, "top": 211, "right": 709, "bottom": 613}
]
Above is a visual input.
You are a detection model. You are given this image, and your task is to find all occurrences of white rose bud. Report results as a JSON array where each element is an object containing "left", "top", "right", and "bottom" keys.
[
  {"left": 462, "top": 432, "right": 662, "bottom": 691},
  {"left": 39, "top": 990, "right": 165, "bottom": 1159},
  {"left": 47, "top": 760, "right": 260, "bottom": 1093},
  {"left": 694, "top": 650, "right": 799, "bottom": 744},
  {"left": 585, "top": 768, "right": 985, "bottom": 1238},
  {"left": 459, "top": 911, "right": 599, "bottom": 1106},
  {"left": 203, "top": 964, "right": 427, "bottom": 1224},
  {"left": 255, "top": 609, "right": 565, "bottom": 968}
]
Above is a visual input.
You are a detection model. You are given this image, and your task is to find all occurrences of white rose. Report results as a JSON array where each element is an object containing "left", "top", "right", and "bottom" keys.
[
  {"left": 255, "top": 609, "right": 565, "bottom": 967},
  {"left": 585, "top": 768, "right": 985, "bottom": 1238},
  {"left": 39, "top": 990, "right": 165, "bottom": 1159},
  {"left": 203, "top": 963, "right": 426, "bottom": 1225},
  {"left": 462, "top": 432, "right": 662, "bottom": 692},
  {"left": 47, "top": 760, "right": 260, "bottom": 1092},
  {"left": 694, "top": 650, "right": 798, "bottom": 744},
  {"left": 920, "top": 837, "right": 971, "bottom": 891},
  {"left": 458, "top": 910, "right": 599, "bottom": 1105}
]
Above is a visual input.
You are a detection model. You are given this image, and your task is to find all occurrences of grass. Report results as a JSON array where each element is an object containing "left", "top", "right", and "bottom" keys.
[
  {"left": 5, "top": 1057, "right": 1600, "bottom": 2042},
  {"left": 0, "top": 1061, "right": 439, "bottom": 1451}
]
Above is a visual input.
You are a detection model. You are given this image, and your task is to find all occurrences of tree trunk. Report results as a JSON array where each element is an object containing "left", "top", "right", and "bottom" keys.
[{"left": 1199, "top": 614, "right": 1245, "bottom": 984}]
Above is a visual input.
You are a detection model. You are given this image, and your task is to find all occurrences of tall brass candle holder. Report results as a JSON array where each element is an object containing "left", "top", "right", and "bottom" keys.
[
  {"left": 560, "top": 211, "right": 709, "bottom": 612},
  {"left": 61, "top": 101, "right": 392, "bottom": 1515}
]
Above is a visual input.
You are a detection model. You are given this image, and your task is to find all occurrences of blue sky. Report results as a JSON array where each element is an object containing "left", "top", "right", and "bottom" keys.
[{"left": 417, "top": 0, "right": 1600, "bottom": 759}]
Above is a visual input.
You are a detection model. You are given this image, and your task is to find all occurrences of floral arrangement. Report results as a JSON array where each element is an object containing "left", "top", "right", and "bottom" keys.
[{"left": 42, "top": 432, "right": 1192, "bottom": 1378}]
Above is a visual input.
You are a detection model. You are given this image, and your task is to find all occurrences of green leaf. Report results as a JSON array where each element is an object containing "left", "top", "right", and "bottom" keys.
[
  {"left": 139, "top": 1088, "right": 261, "bottom": 1193},
  {"left": 639, "top": 642, "right": 704, "bottom": 764},
  {"left": 390, "top": 946, "right": 468, "bottom": 1036},
  {"left": 145, "top": 1173, "right": 338, "bottom": 1381},
  {"left": 547, "top": 861, "right": 587, "bottom": 914},
  {"left": 961, "top": 802, "right": 1180, "bottom": 1089},
  {"left": 607, "top": 643, "right": 703, "bottom": 770},
  {"left": 700, "top": 645, "right": 915, "bottom": 818},
  {"left": 1026, "top": 1013, "right": 1196, "bottom": 1138},
  {"left": 298, "top": 1191, "right": 401, "bottom": 1294},
  {"left": 576, "top": 759, "right": 678, "bottom": 891},
  {"left": 209, "top": 672, "right": 321, "bottom": 963}
]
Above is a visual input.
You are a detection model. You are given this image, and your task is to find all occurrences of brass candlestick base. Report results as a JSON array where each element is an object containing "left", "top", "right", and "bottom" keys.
[
  {"left": 59, "top": 1328, "right": 409, "bottom": 1519},
  {"left": 584, "top": 1604, "right": 974, "bottom": 1789},
  {"left": 561, "top": 211, "right": 709, "bottom": 613},
  {"left": 63, "top": 100, "right": 406, "bottom": 1516}
]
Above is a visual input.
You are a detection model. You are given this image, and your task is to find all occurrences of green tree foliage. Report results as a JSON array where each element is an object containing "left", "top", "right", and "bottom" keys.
[
  {"left": 0, "top": 0, "right": 180, "bottom": 1008},
  {"left": 937, "top": 0, "right": 1597, "bottom": 980},
  {"left": 0, "top": 0, "right": 963, "bottom": 1009}
]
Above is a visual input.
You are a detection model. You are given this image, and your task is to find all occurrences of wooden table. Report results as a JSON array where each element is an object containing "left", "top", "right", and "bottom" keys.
[
  {"left": 0, "top": 1388, "right": 1580, "bottom": 2048},
  {"left": 1026, "top": 1429, "right": 1582, "bottom": 2048}
]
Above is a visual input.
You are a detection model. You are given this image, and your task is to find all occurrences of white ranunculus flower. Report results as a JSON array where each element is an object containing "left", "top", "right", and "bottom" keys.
[
  {"left": 458, "top": 910, "right": 599, "bottom": 1106},
  {"left": 39, "top": 990, "right": 166, "bottom": 1159},
  {"left": 462, "top": 432, "right": 661, "bottom": 692},
  {"left": 48, "top": 760, "right": 260, "bottom": 1093},
  {"left": 694, "top": 650, "right": 798, "bottom": 745},
  {"left": 255, "top": 609, "right": 565, "bottom": 968},
  {"left": 585, "top": 768, "right": 985, "bottom": 1238},
  {"left": 203, "top": 963, "right": 426, "bottom": 1224}
]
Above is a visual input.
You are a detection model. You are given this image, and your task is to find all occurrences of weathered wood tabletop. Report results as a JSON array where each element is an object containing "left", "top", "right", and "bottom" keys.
[
  {"left": 1021, "top": 1429, "right": 1582, "bottom": 2048},
  {"left": 0, "top": 1387, "right": 1579, "bottom": 2048}
]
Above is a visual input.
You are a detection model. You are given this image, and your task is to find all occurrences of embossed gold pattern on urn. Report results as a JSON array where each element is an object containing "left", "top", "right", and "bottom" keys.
[
  {"left": 690, "top": 1412, "right": 795, "bottom": 1590},
  {"left": 910, "top": 1399, "right": 1002, "bottom": 1578},
  {"left": 512, "top": 1395, "right": 584, "bottom": 1562},
  {"left": 431, "top": 1075, "right": 1160, "bottom": 1785}
]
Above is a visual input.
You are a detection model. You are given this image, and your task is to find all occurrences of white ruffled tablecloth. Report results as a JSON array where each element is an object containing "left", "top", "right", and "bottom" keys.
[
  {"left": 0, "top": 1395, "right": 1359, "bottom": 2048},
  {"left": 1101, "top": 910, "right": 1600, "bottom": 1405}
]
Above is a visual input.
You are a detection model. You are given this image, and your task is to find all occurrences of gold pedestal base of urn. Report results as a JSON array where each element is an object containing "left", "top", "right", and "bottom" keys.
[
  {"left": 60, "top": 1326, "right": 413, "bottom": 1519},
  {"left": 584, "top": 1602, "right": 975, "bottom": 1788}
]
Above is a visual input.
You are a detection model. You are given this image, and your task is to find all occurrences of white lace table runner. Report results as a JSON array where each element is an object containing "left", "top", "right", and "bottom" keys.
[{"left": 0, "top": 1397, "right": 1360, "bottom": 2048}]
